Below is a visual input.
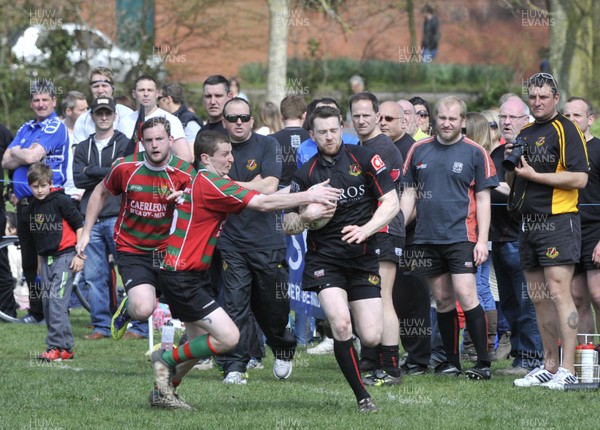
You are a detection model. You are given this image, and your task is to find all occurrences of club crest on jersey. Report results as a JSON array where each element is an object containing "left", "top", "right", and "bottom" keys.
[
  {"left": 535, "top": 137, "right": 545, "bottom": 147},
  {"left": 246, "top": 159, "right": 257, "bottom": 171},
  {"left": 370, "top": 154, "right": 386, "bottom": 173},
  {"left": 368, "top": 274, "right": 380, "bottom": 285},
  {"left": 35, "top": 214, "right": 44, "bottom": 224},
  {"left": 349, "top": 164, "right": 362, "bottom": 176},
  {"left": 546, "top": 247, "right": 559, "bottom": 259},
  {"left": 155, "top": 183, "right": 170, "bottom": 199},
  {"left": 452, "top": 162, "right": 464, "bottom": 173}
]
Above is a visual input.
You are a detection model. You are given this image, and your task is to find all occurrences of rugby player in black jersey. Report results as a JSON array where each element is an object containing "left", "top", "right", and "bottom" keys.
[{"left": 284, "top": 105, "right": 399, "bottom": 413}]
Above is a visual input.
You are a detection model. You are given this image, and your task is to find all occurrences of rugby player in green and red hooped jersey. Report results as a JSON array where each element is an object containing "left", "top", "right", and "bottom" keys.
[
  {"left": 76, "top": 117, "right": 195, "bottom": 346},
  {"left": 146, "top": 130, "right": 341, "bottom": 410}
]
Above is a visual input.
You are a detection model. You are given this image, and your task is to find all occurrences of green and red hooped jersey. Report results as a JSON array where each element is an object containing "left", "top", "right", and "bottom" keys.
[
  {"left": 104, "top": 153, "right": 195, "bottom": 254},
  {"left": 162, "top": 165, "right": 259, "bottom": 272}
]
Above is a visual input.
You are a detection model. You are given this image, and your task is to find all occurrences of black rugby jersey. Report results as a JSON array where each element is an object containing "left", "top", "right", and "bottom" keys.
[
  {"left": 513, "top": 114, "right": 588, "bottom": 215},
  {"left": 270, "top": 126, "right": 310, "bottom": 187},
  {"left": 362, "top": 133, "right": 404, "bottom": 237},
  {"left": 288, "top": 144, "right": 395, "bottom": 258},
  {"left": 218, "top": 132, "right": 284, "bottom": 251}
]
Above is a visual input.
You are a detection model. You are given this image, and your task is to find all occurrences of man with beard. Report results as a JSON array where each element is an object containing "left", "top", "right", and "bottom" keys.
[
  {"left": 76, "top": 117, "right": 195, "bottom": 342},
  {"left": 284, "top": 105, "right": 399, "bottom": 412},
  {"left": 400, "top": 96, "right": 498, "bottom": 380}
]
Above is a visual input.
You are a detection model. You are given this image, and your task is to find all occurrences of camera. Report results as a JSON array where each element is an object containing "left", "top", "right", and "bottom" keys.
[{"left": 502, "top": 136, "right": 528, "bottom": 171}]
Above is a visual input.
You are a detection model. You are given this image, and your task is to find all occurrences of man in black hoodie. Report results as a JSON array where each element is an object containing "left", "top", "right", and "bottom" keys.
[{"left": 73, "top": 97, "right": 130, "bottom": 339}]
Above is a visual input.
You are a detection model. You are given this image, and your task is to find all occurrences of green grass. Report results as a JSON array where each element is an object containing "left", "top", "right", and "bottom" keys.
[{"left": 0, "top": 310, "right": 594, "bottom": 429}]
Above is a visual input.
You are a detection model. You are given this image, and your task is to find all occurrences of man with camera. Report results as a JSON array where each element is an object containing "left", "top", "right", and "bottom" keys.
[{"left": 507, "top": 73, "right": 589, "bottom": 390}]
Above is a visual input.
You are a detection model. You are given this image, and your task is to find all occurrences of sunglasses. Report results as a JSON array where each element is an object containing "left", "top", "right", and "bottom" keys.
[
  {"left": 416, "top": 111, "right": 429, "bottom": 118},
  {"left": 157, "top": 96, "right": 166, "bottom": 101},
  {"left": 381, "top": 116, "right": 400, "bottom": 122},
  {"left": 528, "top": 72, "right": 558, "bottom": 90},
  {"left": 488, "top": 121, "right": 498, "bottom": 130},
  {"left": 225, "top": 114, "right": 252, "bottom": 123}
]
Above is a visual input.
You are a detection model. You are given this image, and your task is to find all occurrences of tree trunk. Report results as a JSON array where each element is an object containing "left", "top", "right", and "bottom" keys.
[
  {"left": 407, "top": 0, "right": 416, "bottom": 50},
  {"left": 549, "top": 0, "right": 593, "bottom": 106},
  {"left": 267, "top": 0, "right": 289, "bottom": 105}
]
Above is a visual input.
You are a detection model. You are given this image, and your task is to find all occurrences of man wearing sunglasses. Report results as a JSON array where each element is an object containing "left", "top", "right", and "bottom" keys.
[
  {"left": 379, "top": 101, "right": 432, "bottom": 375},
  {"left": 508, "top": 73, "right": 589, "bottom": 390},
  {"left": 215, "top": 97, "right": 297, "bottom": 385},
  {"left": 410, "top": 96, "right": 433, "bottom": 136}
]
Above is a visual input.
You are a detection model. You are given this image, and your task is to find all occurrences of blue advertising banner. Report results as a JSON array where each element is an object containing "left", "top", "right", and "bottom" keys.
[{"left": 286, "top": 232, "right": 325, "bottom": 322}]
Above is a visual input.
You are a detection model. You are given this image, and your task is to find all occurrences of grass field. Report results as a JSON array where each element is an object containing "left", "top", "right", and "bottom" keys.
[{"left": 0, "top": 309, "right": 595, "bottom": 430}]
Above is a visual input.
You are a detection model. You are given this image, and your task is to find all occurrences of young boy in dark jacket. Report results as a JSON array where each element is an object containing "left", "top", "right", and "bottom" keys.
[{"left": 29, "top": 163, "right": 84, "bottom": 361}]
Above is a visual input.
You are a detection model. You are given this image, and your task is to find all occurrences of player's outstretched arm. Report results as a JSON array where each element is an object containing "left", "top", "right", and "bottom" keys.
[
  {"left": 342, "top": 189, "right": 400, "bottom": 244},
  {"left": 248, "top": 180, "right": 340, "bottom": 212},
  {"left": 236, "top": 175, "right": 280, "bottom": 194}
]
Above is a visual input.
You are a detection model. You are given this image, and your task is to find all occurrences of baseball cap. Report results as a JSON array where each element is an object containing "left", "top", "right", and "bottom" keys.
[{"left": 91, "top": 97, "right": 116, "bottom": 114}]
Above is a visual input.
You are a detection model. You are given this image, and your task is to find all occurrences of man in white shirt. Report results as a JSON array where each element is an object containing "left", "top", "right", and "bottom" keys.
[
  {"left": 73, "top": 67, "right": 133, "bottom": 145},
  {"left": 118, "top": 75, "right": 193, "bottom": 163}
]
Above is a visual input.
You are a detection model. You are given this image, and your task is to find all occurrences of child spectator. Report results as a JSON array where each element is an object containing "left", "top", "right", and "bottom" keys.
[{"left": 28, "top": 163, "right": 83, "bottom": 361}]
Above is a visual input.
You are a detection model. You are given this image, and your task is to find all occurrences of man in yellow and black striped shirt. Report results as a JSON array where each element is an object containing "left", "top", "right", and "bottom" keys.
[{"left": 506, "top": 73, "right": 588, "bottom": 390}]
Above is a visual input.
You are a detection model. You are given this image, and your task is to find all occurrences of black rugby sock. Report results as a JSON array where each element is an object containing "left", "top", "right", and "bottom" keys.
[
  {"left": 464, "top": 305, "right": 491, "bottom": 367},
  {"left": 380, "top": 344, "right": 401, "bottom": 376},
  {"left": 334, "top": 338, "right": 370, "bottom": 402},
  {"left": 437, "top": 308, "right": 461, "bottom": 369}
]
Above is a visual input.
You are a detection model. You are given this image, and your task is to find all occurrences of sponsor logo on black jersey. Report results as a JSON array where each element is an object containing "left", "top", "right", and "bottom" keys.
[{"left": 371, "top": 154, "right": 386, "bottom": 173}]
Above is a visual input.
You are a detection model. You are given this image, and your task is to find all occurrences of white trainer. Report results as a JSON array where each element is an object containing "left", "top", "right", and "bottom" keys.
[
  {"left": 193, "top": 358, "right": 214, "bottom": 371},
  {"left": 307, "top": 337, "right": 334, "bottom": 355},
  {"left": 513, "top": 366, "right": 554, "bottom": 387},
  {"left": 273, "top": 359, "right": 293, "bottom": 379},
  {"left": 541, "top": 367, "right": 578, "bottom": 390},
  {"left": 223, "top": 371, "right": 247, "bottom": 385}
]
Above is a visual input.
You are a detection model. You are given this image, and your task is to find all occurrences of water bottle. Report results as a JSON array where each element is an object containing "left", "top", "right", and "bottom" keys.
[
  {"left": 581, "top": 343, "right": 597, "bottom": 383},
  {"left": 161, "top": 323, "right": 174, "bottom": 351}
]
